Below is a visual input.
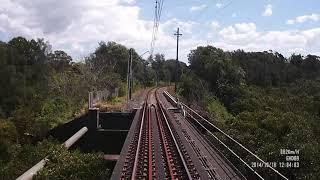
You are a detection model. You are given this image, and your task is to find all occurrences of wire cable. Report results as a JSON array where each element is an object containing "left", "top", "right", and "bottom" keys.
[{"left": 150, "top": 0, "right": 164, "bottom": 57}]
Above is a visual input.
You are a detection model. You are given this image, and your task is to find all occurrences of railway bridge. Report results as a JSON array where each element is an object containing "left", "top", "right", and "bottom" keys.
[
  {"left": 112, "top": 87, "right": 244, "bottom": 179},
  {"left": 17, "top": 87, "right": 288, "bottom": 180}
]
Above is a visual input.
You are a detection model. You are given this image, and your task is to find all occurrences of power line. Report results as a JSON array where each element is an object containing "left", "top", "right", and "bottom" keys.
[
  {"left": 158, "top": 0, "right": 164, "bottom": 21},
  {"left": 150, "top": 0, "right": 164, "bottom": 57},
  {"left": 150, "top": 1, "right": 157, "bottom": 56}
]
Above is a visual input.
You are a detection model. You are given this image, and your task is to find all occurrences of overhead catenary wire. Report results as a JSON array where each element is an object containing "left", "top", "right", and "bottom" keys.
[
  {"left": 158, "top": 0, "right": 164, "bottom": 21},
  {"left": 150, "top": 2, "right": 157, "bottom": 56},
  {"left": 150, "top": 0, "right": 164, "bottom": 57},
  {"left": 151, "top": 1, "right": 159, "bottom": 56}
]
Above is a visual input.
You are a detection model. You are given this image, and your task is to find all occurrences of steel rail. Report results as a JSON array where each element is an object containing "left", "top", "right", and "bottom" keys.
[
  {"left": 154, "top": 104, "right": 176, "bottom": 179},
  {"left": 156, "top": 90, "right": 193, "bottom": 180},
  {"left": 148, "top": 107, "right": 153, "bottom": 180},
  {"left": 131, "top": 102, "right": 147, "bottom": 180}
]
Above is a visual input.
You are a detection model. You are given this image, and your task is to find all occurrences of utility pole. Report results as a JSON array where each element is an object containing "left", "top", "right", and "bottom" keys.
[
  {"left": 129, "top": 49, "right": 133, "bottom": 100},
  {"left": 174, "top": 27, "right": 182, "bottom": 93},
  {"left": 127, "top": 49, "right": 133, "bottom": 102},
  {"left": 127, "top": 50, "right": 149, "bottom": 102}
]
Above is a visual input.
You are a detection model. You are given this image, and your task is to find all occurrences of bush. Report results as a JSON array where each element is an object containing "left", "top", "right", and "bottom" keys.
[
  {"left": 35, "top": 148, "right": 110, "bottom": 180},
  {"left": 0, "top": 140, "right": 59, "bottom": 179},
  {"left": 206, "top": 96, "right": 234, "bottom": 123}
]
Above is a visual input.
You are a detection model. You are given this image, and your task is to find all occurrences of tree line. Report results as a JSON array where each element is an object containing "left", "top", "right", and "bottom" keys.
[
  {"left": 179, "top": 45, "right": 320, "bottom": 180},
  {"left": 3, "top": 35, "right": 318, "bottom": 179},
  {"left": 0, "top": 36, "right": 184, "bottom": 178}
]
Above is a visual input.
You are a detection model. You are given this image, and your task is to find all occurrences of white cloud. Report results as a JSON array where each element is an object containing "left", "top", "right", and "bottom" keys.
[
  {"left": 0, "top": 0, "right": 168, "bottom": 59},
  {"left": 206, "top": 21, "right": 220, "bottom": 39},
  {"left": 121, "top": 0, "right": 136, "bottom": 5},
  {"left": 0, "top": 0, "right": 319, "bottom": 65},
  {"left": 216, "top": 3, "right": 222, "bottom": 9},
  {"left": 262, "top": 4, "right": 272, "bottom": 17},
  {"left": 287, "top": 14, "right": 320, "bottom": 25},
  {"left": 286, "top": 19, "right": 295, "bottom": 25},
  {"left": 210, "top": 21, "right": 220, "bottom": 29},
  {"left": 215, "top": 22, "right": 320, "bottom": 56},
  {"left": 190, "top": 4, "right": 207, "bottom": 12},
  {"left": 162, "top": 18, "right": 197, "bottom": 34},
  {"left": 0, "top": 0, "right": 203, "bottom": 62},
  {"left": 219, "top": 23, "right": 259, "bottom": 45},
  {"left": 297, "top": 14, "right": 319, "bottom": 23}
]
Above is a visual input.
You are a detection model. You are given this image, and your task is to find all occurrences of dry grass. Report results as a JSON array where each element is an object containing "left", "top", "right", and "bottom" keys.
[
  {"left": 166, "top": 85, "right": 175, "bottom": 95},
  {"left": 73, "top": 88, "right": 151, "bottom": 115},
  {"left": 95, "top": 88, "right": 147, "bottom": 112},
  {"left": 95, "top": 96, "right": 126, "bottom": 112},
  {"left": 73, "top": 103, "right": 89, "bottom": 118}
]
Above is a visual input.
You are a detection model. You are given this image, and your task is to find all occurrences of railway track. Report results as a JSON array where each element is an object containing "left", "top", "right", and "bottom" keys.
[
  {"left": 162, "top": 89, "right": 289, "bottom": 180},
  {"left": 119, "top": 88, "right": 199, "bottom": 179},
  {"left": 113, "top": 87, "right": 264, "bottom": 179}
]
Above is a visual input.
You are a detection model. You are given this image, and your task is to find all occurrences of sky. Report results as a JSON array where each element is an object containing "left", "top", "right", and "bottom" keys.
[{"left": 0, "top": 0, "right": 319, "bottom": 63}]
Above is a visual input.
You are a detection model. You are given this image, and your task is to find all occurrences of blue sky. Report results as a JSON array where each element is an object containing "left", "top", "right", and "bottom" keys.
[
  {"left": 0, "top": 0, "right": 319, "bottom": 63},
  {"left": 137, "top": 0, "right": 319, "bottom": 28}
]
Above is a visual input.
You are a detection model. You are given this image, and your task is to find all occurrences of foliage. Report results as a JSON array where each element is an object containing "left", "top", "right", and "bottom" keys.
[
  {"left": 149, "top": 54, "right": 187, "bottom": 84},
  {"left": 231, "top": 50, "right": 320, "bottom": 86},
  {"left": 0, "top": 36, "right": 157, "bottom": 140},
  {"left": 0, "top": 36, "right": 160, "bottom": 178},
  {"left": 35, "top": 148, "right": 110, "bottom": 180},
  {"left": 206, "top": 97, "right": 234, "bottom": 123},
  {"left": 0, "top": 119, "right": 18, "bottom": 163},
  {"left": 179, "top": 45, "right": 320, "bottom": 179},
  {"left": 0, "top": 139, "right": 109, "bottom": 180},
  {"left": 0, "top": 139, "right": 59, "bottom": 178},
  {"left": 178, "top": 71, "right": 208, "bottom": 103},
  {"left": 189, "top": 46, "right": 245, "bottom": 94}
]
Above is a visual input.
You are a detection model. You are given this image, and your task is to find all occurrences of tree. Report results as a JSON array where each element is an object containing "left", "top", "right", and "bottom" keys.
[
  {"left": 179, "top": 45, "right": 320, "bottom": 180},
  {"left": 163, "top": 59, "right": 187, "bottom": 83},
  {"left": 90, "top": 41, "right": 129, "bottom": 79},
  {"left": 188, "top": 46, "right": 245, "bottom": 93},
  {"left": 301, "top": 55, "right": 320, "bottom": 79},
  {"left": 289, "top": 54, "right": 303, "bottom": 67},
  {"left": 48, "top": 50, "right": 72, "bottom": 72},
  {"left": 151, "top": 53, "right": 165, "bottom": 82}
]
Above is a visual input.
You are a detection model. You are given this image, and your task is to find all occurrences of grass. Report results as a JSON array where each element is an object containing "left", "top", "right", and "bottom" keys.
[{"left": 94, "top": 87, "right": 148, "bottom": 112}]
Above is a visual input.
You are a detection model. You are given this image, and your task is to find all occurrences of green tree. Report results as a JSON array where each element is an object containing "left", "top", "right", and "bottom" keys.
[{"left": 48, "top": 50, "right": 72, "bottom": 72}]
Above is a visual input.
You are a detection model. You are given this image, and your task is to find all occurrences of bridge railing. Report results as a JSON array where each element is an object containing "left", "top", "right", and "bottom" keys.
[{"left": 163, "top": 90, "right": 289, "bottom": 180}]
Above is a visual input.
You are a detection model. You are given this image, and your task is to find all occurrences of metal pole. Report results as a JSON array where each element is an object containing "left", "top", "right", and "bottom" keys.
[
  {"left": 62, "top": 127, "right": 88, "bottom": 149},
  {"left": 129, "top": 49, "right": 133, "bottom": 100},
  {"left": 131, "top": 73, "right": 134, "bottom": 99},
  {"left": 127, "top": 49, "right": 131, "bottom": 103},
  {"left": 88, "top": 92, "right": 91, "bottom": 109},
  {"left": 174, "top": 27, "right": 182, "bottom": 93}
]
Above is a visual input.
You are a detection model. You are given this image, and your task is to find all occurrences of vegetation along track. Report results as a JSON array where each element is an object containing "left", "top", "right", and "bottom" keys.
[{"left": 163, "top": 90, "right": 288, "bottom": 180}]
